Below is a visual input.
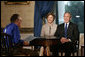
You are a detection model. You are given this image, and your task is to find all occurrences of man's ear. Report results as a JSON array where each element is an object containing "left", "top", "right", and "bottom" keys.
[
  {"left": 15, "top": 19, "right": 19, "bottom": 22},
  {"left": 70, "top": 17, "right": 72, "bottom": 20}
]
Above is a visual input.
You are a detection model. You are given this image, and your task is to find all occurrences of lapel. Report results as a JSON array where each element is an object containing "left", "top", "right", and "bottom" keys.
[
  {"left": 67, "top": 22, "right": 72, "bottom": 34},
  {"left": 62, "top": 23, "right": 65, "bottom": 33}
]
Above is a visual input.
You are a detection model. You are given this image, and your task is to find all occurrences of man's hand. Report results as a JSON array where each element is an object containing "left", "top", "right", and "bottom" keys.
[
  {"left": 23, "top": 41, "right": 29, "bottom": 46},
  {"left": 60, "top": 37, "right": 70, "bottom": 44}
]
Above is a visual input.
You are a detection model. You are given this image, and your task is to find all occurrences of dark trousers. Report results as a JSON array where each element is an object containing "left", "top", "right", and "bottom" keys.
[
  {"left": 50, "top": 44, "right": 60, "bottom": 56},
  {"left": 50, "top": 47, "right": 58, "bottom": 56},
  {"left": 59, "top": 42, "right": 76, "bottom": 56},
  {"left": 50, "top": 42, "right": 76, "bottom": 56}
]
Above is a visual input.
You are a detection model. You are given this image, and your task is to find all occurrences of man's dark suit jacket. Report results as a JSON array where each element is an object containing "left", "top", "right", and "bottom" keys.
[{"left": 54, "top": 22, "right": 79, "bottom": 42}]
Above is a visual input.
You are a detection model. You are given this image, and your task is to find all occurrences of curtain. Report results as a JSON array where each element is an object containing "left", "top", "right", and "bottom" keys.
[{"left": 34, "top": 1, "right": 54, "bottom": 37}]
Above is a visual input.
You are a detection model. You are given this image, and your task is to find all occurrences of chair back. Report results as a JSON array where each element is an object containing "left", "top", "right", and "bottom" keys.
[{"left": 1, "top": 32, "right": 13, "bottom": 55}]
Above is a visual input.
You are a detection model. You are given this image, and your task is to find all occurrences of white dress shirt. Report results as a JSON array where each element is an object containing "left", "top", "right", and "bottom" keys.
[{"left": 64, "top": 22, "right": 70, "bottom": 29}]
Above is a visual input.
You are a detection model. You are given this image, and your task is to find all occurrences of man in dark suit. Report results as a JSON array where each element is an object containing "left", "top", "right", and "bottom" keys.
[{"left": 54, "top": 12, "right": 79, "bottom": 56}]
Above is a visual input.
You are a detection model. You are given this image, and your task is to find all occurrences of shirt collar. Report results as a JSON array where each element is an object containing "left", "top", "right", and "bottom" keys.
[
  {"left": 64, "top": 22, "right": 70, "bottom": 28},
  {"left": 47, "top": 23, "right": 54, "bottom": 27},
  {"left": 65, "top": 22, "right": 70, "bottom": 25},
  {"left": 11, "top": 23, "right": 18, "bottom": 27}
]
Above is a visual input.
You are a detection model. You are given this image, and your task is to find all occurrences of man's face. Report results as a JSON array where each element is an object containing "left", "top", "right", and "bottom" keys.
[
  {"left": 47, "top": 15, "right": 54, "bottom": 24},
  {"left": 64, "top": 13, "right": 71, "bottom": 23},
  {"left": 17, "top": 17, "right": 22, "bottom": 27}
]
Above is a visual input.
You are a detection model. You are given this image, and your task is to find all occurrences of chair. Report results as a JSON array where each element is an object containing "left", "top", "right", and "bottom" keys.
[
  {"left": 1, "top": 32, "right": 39, "bottom": 56},
  {"left": 71, "top": 40, "right": 79, "bottom": 56},
  {"left": 1, "top": 32, "right": 12, "bottom": 56},
  {"left": 81, "top": 45, "right": 84, "bottom": 56}
]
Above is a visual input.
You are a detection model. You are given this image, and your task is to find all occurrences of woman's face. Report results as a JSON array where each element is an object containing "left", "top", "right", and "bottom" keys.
[{"left": 47, "top": 15, "right": 54, "bottom": 24}]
